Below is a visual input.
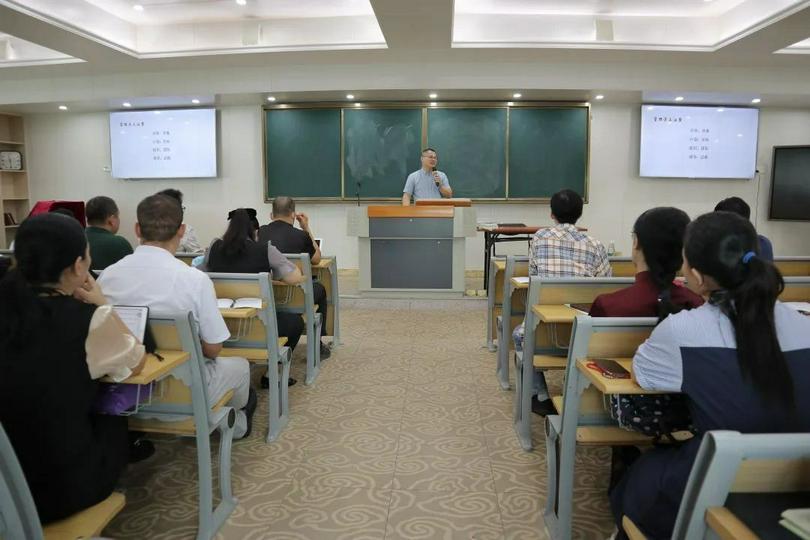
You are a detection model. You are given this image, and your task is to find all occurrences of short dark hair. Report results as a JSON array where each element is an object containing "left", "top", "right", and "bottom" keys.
[
  {"left": 421, "top": 147, "right": 437, "bottom": 156},
  {"left": 157, "top": 188, "right": 184, "bottom": 204},
  {"left": 137, "top": 194, "right": 183, "bottom": 242},
  {"left": 85, "top": 196, "right": 119, "bottom": 225},
  {"left": 550, "top": 189, "right": 583, "bottom": 224},
  {"left": 714, "top": 197, "right": 751, "bottom": 220},
  {"left": 272, "top": 196, "right": 295, "bottom": 218}
]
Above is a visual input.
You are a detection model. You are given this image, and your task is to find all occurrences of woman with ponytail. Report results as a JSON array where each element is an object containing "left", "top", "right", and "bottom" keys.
[
  {"left": 610, "top": 211, "right": 810, "bottom": 539},
  {"left": 590, "top": 207, "right": 702, "bottom": 319},
  {"left": 0, "top": 213, "right": 146, "bottom": 523}
]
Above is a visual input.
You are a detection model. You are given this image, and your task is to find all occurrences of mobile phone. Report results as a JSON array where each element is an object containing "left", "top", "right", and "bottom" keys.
[{"left": 588, "top": 359, "right": 630, "bottom": 379}]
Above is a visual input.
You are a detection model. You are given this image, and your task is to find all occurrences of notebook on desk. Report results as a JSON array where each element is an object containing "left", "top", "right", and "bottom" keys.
[{"left": 113, "top": 305, "right": 149, "bottom": 342}]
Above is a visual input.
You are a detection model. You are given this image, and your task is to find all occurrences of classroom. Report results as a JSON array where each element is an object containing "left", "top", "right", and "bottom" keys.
[{"left": 1, "top": 1, "right": 810, "bottom": 539}]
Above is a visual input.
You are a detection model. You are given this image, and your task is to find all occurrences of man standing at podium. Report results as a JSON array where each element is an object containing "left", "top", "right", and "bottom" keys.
[{"left": 402, "top": 147, "right": 453, "bottom": 205}]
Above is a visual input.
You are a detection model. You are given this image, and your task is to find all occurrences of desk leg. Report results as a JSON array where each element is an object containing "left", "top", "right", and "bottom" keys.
[{"left": 483, "top": 231, "right": 492, "bottom": 291}]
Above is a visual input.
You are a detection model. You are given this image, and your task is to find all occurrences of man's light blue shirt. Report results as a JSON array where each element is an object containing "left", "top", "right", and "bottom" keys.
[{"left": 403, "top": 169, "right": 450, "bottom": 200}]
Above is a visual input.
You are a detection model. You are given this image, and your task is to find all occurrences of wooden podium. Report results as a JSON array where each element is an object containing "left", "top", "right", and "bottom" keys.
[{"left": 347, "top": 200, "right": 476, "bottom": 298}]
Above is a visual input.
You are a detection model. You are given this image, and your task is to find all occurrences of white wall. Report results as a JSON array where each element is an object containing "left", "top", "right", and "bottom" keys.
[{"left": 26, "top": 104, "right": 810, "bottom": 270}]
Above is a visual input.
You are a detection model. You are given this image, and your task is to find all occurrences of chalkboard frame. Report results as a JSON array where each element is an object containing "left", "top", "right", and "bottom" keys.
[{"left": 262, "top": 101, "right": 591, "bottom": 202}]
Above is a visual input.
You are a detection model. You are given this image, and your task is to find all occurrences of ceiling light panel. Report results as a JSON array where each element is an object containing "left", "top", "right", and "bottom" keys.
[
  {"left": 452, "top": 0, "right": 804, "bottom": 52},
  {"left": 6, "top": 0, "right": 386, "bottom": 57}
]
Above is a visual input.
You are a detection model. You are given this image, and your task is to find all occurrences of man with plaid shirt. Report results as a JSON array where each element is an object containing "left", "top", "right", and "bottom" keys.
[{"left": 514, "top": 189, "right": 611, "bottom": 416}]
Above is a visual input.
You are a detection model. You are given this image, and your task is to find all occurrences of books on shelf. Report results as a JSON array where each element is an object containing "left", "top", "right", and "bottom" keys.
[{"left": 217, "top": 297, "right": 262, "bottom": 309}]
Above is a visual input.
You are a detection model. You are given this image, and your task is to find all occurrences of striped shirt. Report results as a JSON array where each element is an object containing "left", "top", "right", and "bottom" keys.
[{"left": 529, "top": 223, "right": 611, "bottom": 277}]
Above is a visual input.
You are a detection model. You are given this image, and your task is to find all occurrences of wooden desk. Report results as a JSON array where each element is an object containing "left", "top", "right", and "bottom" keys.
[
  {"left": 313, "top": 257, "right": 339, "bottom": 339},
  {"left": 219, "top": 307, "right": 259, "bottom": 319},
  {"left": 105, "top": 350, "right": 189, "bottom": 385},
  {"left": 533, "top": 305, "right": 580, "bottom": 324},
  {"left": 575, "top": 358, "right": 667, "bottom": 395},
  {"left": 479, "top": 226, "right": 541, "bottom": 290},
  {"left": 511, "top": 277, "right": 530, "bottom": 289}
]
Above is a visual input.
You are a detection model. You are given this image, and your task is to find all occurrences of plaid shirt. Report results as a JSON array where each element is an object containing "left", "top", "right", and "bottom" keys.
[{"left": 529, "top": 223, "right": 611, "bottom": 278}]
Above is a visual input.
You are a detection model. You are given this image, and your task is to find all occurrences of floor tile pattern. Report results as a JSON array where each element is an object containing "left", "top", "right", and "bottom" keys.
[{"left": 105, "top": 300, "right": 614, "bottom": 539}]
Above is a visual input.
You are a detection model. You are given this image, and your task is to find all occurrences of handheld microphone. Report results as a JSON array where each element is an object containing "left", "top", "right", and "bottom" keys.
[{"left": 432, "top": 166, "right": 440, "bottom": 187}]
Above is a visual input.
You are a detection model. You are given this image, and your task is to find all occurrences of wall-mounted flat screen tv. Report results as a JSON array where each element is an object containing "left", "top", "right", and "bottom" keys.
[
  {"left": 110, "top": 108, "right": 217, "bottom": 178},
  {"left": 640, "top": 105, "right": 759, "bottom": 179},
  {"left": 770, "top": 146, "right": 810, "bottom": 221}
]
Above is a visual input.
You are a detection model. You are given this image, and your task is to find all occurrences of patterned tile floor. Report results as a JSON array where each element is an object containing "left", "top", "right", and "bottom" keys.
[{"left": 106, "top": 299, "right": 614, "bottom": 539}]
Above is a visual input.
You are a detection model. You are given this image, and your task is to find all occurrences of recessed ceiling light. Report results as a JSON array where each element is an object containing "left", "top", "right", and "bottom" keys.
[
  {"left": 716, "top": 108, "right": 724, "bottom": 112},
  {"left": 507, "top": 101, "right": 514, "bottom": 106},
  {"left": 354, "top": 102, "right": 361, "bottom": 107},
  {"left": 595, "top": 94, "right": 604, "bottom": 100},
  {"left": 430, "top": 102, "right": 437, "bottom": 107},
  {"left": 513, "top": 93, "right": 522, "bottom": 99},
  {"left": 346, "top": 94, "right": 355, "bottom": 100},
  {"left": 58, "top": 105, "right": 68, "bottom": 111},
  {"left": 428, "top": 93, "right": 438, "bottom": 99},
  {"left": 191, "top": 99, "right": 200, "bottom": 104},
  {"left": 122, "top": 102, "right": 132, "bottom": 108},
  {"left": 751, "top": 98, "right": 761, "bottom": 104},
  {"left": 584, "top": 102, "right": 591, "bottom": 107},
  {"left": 133, "top": 4, "right": 144, "bottom": 11},
  {"left": 674, "top": 96, "right": 684, "bottom": 102},
  {"left": 266, "top": 96, "right": 276, "bottom": 102},
  {"left": 236, "top": 0, "right": 247, "bottom": 5}
]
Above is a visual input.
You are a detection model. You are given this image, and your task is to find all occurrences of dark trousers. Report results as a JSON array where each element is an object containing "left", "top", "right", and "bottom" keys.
[
  {"left": 277, "top": 311, "right": 304, "bottom": 352},
  {"left": 313, "top": 280, "right": 327, "bottom": 340}
]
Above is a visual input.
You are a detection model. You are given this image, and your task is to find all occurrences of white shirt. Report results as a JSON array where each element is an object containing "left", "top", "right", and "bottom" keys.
[{"left": 98, "top": 245, "right": 230, "bottom": 345}]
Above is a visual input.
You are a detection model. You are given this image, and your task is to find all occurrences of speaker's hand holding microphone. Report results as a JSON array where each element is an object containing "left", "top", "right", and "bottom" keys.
[{"left": 432, "top": 167, "right": 441, "bottom": 187}]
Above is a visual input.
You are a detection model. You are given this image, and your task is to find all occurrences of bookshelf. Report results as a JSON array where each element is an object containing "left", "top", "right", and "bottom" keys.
[{"left": 0, "top": 112, "right": 29, "bottom": 248}]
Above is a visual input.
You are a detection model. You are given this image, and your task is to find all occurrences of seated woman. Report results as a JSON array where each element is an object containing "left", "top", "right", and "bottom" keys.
[
  {"left": 589, "top": 207, "right": 703, "bottom": 491},
  {"left": 590, "top": 207, "right": 703, "bottom": 318},
  {"left": 0, "top": 213, "right": 146, "bottom": 523},
  {"left": 610, "top": 211, "right": 810, "bottom": 539},
  {"left": 206, "top": 209, "right": 305, "bottom": 386}
]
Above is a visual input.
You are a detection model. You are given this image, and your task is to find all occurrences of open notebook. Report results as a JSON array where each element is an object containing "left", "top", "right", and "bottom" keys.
[
  {"left": 112, "top": 305, "right": 149, "bottom": 342},
  {"left": 217, "top": 297, "right": 262, "bottom": 309}
]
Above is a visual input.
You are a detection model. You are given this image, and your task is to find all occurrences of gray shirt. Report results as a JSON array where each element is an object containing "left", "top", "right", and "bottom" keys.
[{"left": 403, "top": 169, "right": 450, "bottom": 200}]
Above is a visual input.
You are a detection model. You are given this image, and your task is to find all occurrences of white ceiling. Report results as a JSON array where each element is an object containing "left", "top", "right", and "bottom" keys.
[
  {"left": 1, "top": 0, "right": 810, "bottom": 111},
  {"left": 454, "top": 0, "right": 749, "bottom": 18},
  {"left": 453, "top": 0, "right": 810, "bottom": 50}
]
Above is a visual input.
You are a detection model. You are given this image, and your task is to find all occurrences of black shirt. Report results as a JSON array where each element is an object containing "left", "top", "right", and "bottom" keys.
[
  {"left": 207, "top": 238, "right": 296, "bottom": 278},
  {"left": 0, "top": 296, "right": 129, "bottom": 522},
  {"left": 257, "top": 221, "right": 315, "bottom": 258}
]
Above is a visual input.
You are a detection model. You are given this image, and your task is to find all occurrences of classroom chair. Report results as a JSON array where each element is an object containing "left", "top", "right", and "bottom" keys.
[
  {"left": 128, "top": 312, "right": 237, "bottom": 540},
  {"left": 544, "top": 315, "right": 658, "bottom": 540},
  {"left": 312, "top": 255, "right": 341, "bottom": 343},
  {"left": 208, "top": 271, "right": 292, "bottom": 442},
  {"left": 493, "top": 255, "right": 529, "bottom": 387},
  {"left": 624, "top": 430, "right": 810, "bottom": 539},
  {"left": 0, "top": 422, "right": 126, "bottom": 540},
  {"left": 513, "top": 276, "right": 634, "bottom": 450},
  {"left": 274, "top": 253, "right": 323, "bottom": 385}
]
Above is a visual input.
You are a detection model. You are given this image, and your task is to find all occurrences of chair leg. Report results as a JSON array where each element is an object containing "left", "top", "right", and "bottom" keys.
[
  {"left": 218, "top": 408, "right": 237, "bottom": 505},
  {"left": 305, "top": 315, "right": 322, "bottom": 385},
  {"left": 496, "top": 317, "right": 510, "bottom": 390},
  {"left": 194, "top": 420, "right": 215, "bottom": 540},
  {"left": 544, "top": 416, "right": 561, "bottom": 521},
  {"left": 514, "top": 352, "right": 533, "bottom": 451},
  {"left": 267, "top": 349, "right": 291, "bottom": 442}
]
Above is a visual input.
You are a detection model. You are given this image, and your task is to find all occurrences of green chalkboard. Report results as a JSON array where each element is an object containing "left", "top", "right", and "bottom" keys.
[
  {"left": 427, "top": 108, "right": 507, "bottom": 199},
  {"left": 265, "top": 108, "right": 341, "bottom": 198},
  {"left": 508, "top": 107, "right": 589, "bottom": 198},
  {"left": 343, "top": 108, "right": 422, "bottom": 198},
  {"left": 264, "top": 104, "right": 589, "bottom": 200}
]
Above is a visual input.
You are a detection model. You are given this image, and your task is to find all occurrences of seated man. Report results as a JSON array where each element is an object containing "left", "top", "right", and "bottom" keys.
[
  {"left": 714, "top": 196, "right": 773, "bottom": 261},
  {"left": 99, "top": 194, "right": 256, "bottom": 439},
  {"left": 258, "top": 196, "right": 330, "bottom": 359},
  {"left": 514, "top": 189, "right": 611, "bottom": 416},
  {"left": 85, "top": 195, "right": 133, "bottom": 270},
  {"left": 158, "top": 188, "right": 203, "bottom": 253}
]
